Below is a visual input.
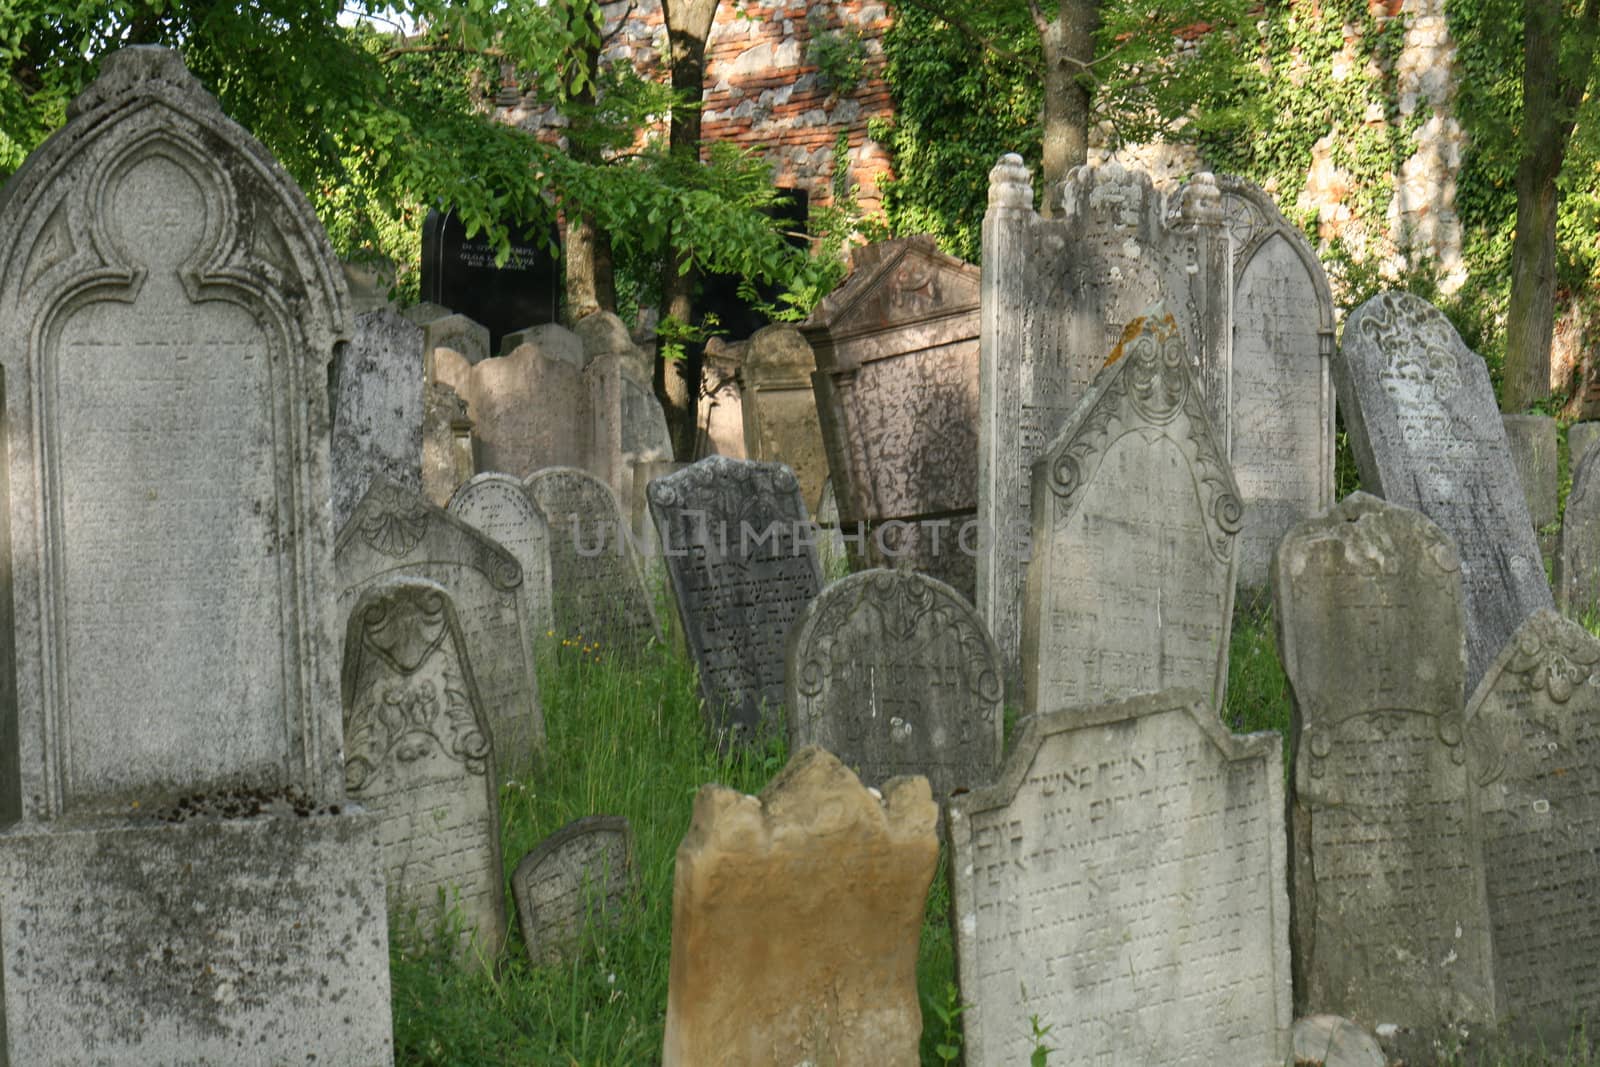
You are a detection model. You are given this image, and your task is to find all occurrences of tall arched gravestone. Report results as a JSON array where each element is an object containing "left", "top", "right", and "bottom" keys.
[
  {"left": 0, "top": 47, "right": 392, "bottom": 1062},
  {"left": 649, "top": 456, "right": 822, "bottom": 743},
  {"left": 338, "top": 476, "right": 545, "bottom": 763},
  {"left": 785, "top": 569, "right": 1003, "bottom": 802},
  {"left": 1218, "top": 177, "right": 1336, "bottom": 592},
  {"left": 1335, "top": 291, "right": 1552, "bottom": 689},
  {"left": 342, "top": 579, "right": 506, "bottom": 961},
  {"left": 1465, "top": 610, "right": 1600, "bottom": 1046},
  {"left": 448, "top": 471, "right": 555, "bottom": 634},
  {"left": 1274, "top": 493, "right": 1495, "bottom": 1047},
  {"left": 1022, "top": 316, "right": 1241, "bottom": 715},
  {"left": 978, "top": 154, "right": 1227, "bottom": 697}
]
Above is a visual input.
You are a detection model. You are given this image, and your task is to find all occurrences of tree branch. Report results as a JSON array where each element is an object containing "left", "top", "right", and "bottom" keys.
[
  {"left": 381, "top": 41, "right": 507, "bottom": 61},
  {"left": 894, "top": 0, "right": 1044, "bottom": 72}
]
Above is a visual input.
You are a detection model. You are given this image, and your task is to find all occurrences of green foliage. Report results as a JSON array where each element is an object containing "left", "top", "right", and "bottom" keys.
[{"left": 807, "top": 9, "right": 868, "bottom": 97}]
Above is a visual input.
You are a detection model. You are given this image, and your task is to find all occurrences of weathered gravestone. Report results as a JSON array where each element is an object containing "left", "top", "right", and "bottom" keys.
[
  {"left": 786, "top": 569, "right": 1002, "bottom": 802},
  {"left": 662, "top": 746, "right": 937, "bottom": 1067},
  {"left": 1557, "top": 445, "right": 1600, "bottom": 617},
  {"left": 574, "top": 308, "right": 651, "bottom": 377},
  {"left": 0, "top": 46, "right": 392, "bottom": 1062},
  {"left": 1218, "top": 176, "right": 1336, "bottom": 591},
  {"left": 524, "top": 466, "right": 660, "bottom": 656},
  {"left": 511, "top": 815, "right": 637, "bottom": 966},
  {"left": 649, "top": 457, "right": 823, "bottom": 742},
  {"left": 1334, "top": 291, "right": 1553, "bottom": 688},
  {"left": 1465, "top": 610, "right": 1600, "bottom": 1044},
  {"left": 1022, "top": 315, "right": 1242, "bottom": 714},
  {"left": 1570, "top": 421, "right": 1600, "bottom": 475},
  {"left": 342, "top": 579, "right": 506, "bottom": 960},
  {"left": 1274, "top": 492, "right": 1496, "bottom": 1041},
  {"left": 440, "top": 334, "right": 588, "bottom": 477},
  {"left": 1501, "top": 413, "right": 1558, "bottom": 533},
  {"left": 735, "top": 324, "right": 828, "bottom": 513},
  {"left": 699, "top": 337, "right": 749, "bottom": 459},
  {"left": 947, "top": 688, "right": 1291, "bottom": 1066},
  {"left": 585, "top": 346, "right": 673, "bottom": 522},
  {"left": 333, "top": 307, "right": 425, "bottom": 530},
  {"left": 421, "top": 379, "right": 475, "bottom": 506},
  {"left": 338, "top": 476, "right": 546, "bottom": 762},
  {"left": 804, "top": 236, "right": 982, "bottom": 600},
  {"left": 978, "top": 154, "right": 1226, "bottom": 692},
  {"left": 421, "top": 206, "right": 561, "bottom": 354},
  {"left": 447, "top": 472, "right": 554, "bottom": 633},
  {"left": 504, "top": 320, "right": 585, "bottom": 364},
  {"left": 419, "top": 310, "right": 490, "bottom": 369}
]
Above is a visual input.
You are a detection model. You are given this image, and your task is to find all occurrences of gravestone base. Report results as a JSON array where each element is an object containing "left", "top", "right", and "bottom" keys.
[{"left": 0, "top": 812, "right": 393, "bottom": 1065}]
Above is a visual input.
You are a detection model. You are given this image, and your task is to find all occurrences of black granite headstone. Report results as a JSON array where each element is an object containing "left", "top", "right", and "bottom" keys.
[{"left": 421, "top": 207, "right": 561, "bottom": 353}]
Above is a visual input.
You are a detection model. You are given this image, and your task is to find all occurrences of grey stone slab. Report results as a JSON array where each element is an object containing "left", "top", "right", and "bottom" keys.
[
  {"left": 1465, "top": 610, "right": 1600, "bottom": 1045},
  {"left": 585, "top": 352, "right": 672, "bottom": 519},
  {"left": 403, "top": 301, "right": 451, "bottom": 326},
  {"left": 947, "top": 688, "right": 1291, "bottom": 1067},
  {"left": 511, "top": 815, "right": 637, "bottom": 966},
  {"left": 1502, "top": 413, "right": 1559, "bottom": 531},
  {"left": 978, "top": 156, "right": 1227, "bottom": 696},
  {"left": 421, "top": 380, "right": 474, "bottom": 506},
  {"left": 468, "top": 338, "right": 588, "bottom": 477},
  {"left": 1022, "top": 316, "right": 1241, "bottom": 715},
  {"left": 502, "top": 321, "right": 585, "bottom": 365},
  {"left": 1219, "top": 177, "right": 1336, "bottom": 591},
  {"left": 338, "top": 477, "right": 546, "bottom": 762},
  {"left": 333, "top": 307, "right": 425, "bottom": 531},
  {"left": 1273, "top": 492, "right": 1496, "bottom": 1039},
  {"left": 1292, "top": 1016, "right": 1386, "bottom": 1067},
  {"left": 735, "top": 324, "right": 828, "bottom": 512},
  {"left": 342, "top": 579, "right": 506, "bottom": 959},
  {"left": 649, "top": 456, "right": 823, "bottom": 743},
  {"left": 422, "top": 311, "right": 490, "bottom": 366},
  {"left": 524, "top": 466, "right": 660, "bottom": 657},
  {"left": 1334, "top": 290, "right": 1553, "bottom": 689},
  {"left": 699, "top": 339, "right": 748, "bottom": 459},
  {"left": 448, "top": 472, "right": 554, "bottom": 633},
  {"left": 786, "top": 569, "right": 1002, "bottom": 802},
  {"left": 575, "top": 309, "right": 651, "bottom": 376},
  {"left": 1569, "top": 421, "right": 1600, "bottom": 476},
  {"left": 1557, "top": 445, "right": 1600, "bottom": 617}
]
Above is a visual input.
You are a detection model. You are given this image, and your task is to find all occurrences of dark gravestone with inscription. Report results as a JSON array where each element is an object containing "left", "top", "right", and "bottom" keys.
[
  {"left": 978, "top": 155, "right": 1227, "bottom": 694},
  {"left": 649, "top": 456, "right": 823, "bottom": 743},
  {"left": 785, "top": 569, "right": 1003, "bottom": 802},
  {"left": 947, "top": 688, "right": 1291, "bottom": 1066},
  {"left": 0, "top": 47, "right": 391, "bottom": 1062},
  {"left": 523, "top": 466, "right": 660, "bottom": 657},
  {"left": 1335, "top": 291, "right": 1553, "bottom": 690},
  {"left": 511, "top": 815, "right": 637, "bottom": 966},
  {"left": 337, "top": 477, "right": 546, "bottom": 764},
  {"left": 342, "top": 579, "right": 506, "bottom": 962},
  {"left": 1023, "top": 316, "right": 1241, "bottom": 715},
  {"left": 804, "top": 236, "right": 981, "bottom": 600},
  {"left": 1465, "top": 610, "right": 1600, "bottom": 1045},
  {"left": 1274, "top": 492, "right": 1496, "bottom": 1043},
  {"left": 422, "top": 207, "right": 560, "bottom": 354},
  {"left": 447, "top": 472, "right": 554, "bottom": 634}
]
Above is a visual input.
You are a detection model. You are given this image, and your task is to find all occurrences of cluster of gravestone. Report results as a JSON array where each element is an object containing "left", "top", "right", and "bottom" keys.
[{"left": 3, "top": 48, "right": 1599, "bottom": 1067}]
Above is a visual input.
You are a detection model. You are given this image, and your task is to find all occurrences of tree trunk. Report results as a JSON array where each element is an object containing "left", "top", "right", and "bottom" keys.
[
  {"left": 562, "top": 2, "right": 615, "bottom": 325},
  {"left": 1038, "top": 0, "right": 1097, "bottom": 209},
  {"left": 658, "top": 0, "right": 719, "bottom": 460}
]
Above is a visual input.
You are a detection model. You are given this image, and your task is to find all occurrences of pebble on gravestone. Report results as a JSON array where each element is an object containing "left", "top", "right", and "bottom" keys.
[
  {"left": 786, "top": 569, "right": 1002, "bottom": 802},
  {"left": 447, "top": 472, "right": 555, "bottom": 634},
  {"left": 0, "top": 45, "right": 391, "bottom": 1062},
  {"left": 1501, "top": 413, "right": 1558, "bottom": 532},
  {"left": 1022, "top": 313, "right": 1241, "bottom": 714},
  {"left": 1274, "top": 492, "right": 1496, "bottom": 1043},
  {"left": 1465, "top": 610, "right": 1600, "bottom": 1046},
  {"left": 661, "top": 747, "right": 937, "bottom": 1067},
  {"left": 1557, "top": 445, "right": 1600, "bottom": 618},
  {"left": 524, "top": 466, "right": 661, "bottom": 657},
  {"left": 333, "top": 307, "right": 425, "bottom": 530},
  {"left": 338, "top": 476, "right": 546, "bottom": 763},
  {"left": 648, "top": 456, "right": 823, "bottom": 743},
  {"left": 511, "top": 815, "right": 637, "bottom": 966},
  {"left": 1334, "top": 290, "right": 1552, "bottom": 689},
  {"left": 341, "top": 579, "right": 506, "bottom": 961},
  {"left": 977, "top": 154, "right": 1227, "bottom": 695},
  {"left": 947, "top": 688, "right": 1291, "bottom": 1066}
]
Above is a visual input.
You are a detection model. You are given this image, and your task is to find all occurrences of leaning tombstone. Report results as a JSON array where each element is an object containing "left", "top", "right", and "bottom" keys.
[
  {"left": 1557, "top": 446, "right": 1600, "bottom": 617},
  {"left": 338, "top": 476, "right": 546, "bottom": 763},
  {"left": 1022, "top": 314, "right": 1241, "bottom": 714},
  {"left": 1334, "top": 290, "right": 1553, "bottom": 688},
  {"left": 977, "top": 154, "right": 1226, "bottom": 693},
  {"left": 947, "top": 688, "right": 1291, "bottom": 1066},
  {"left": 447, "top": 472, "right": 555, "bottom": 633},
  {"left": 1501, "top": 413, "right": 1558, "bottom": 532},
  {"left": 332, "top": 307, "right": 425, "bottom": 530},
  {"left": 662, "top": 747, "right": 937, "bottom": 1067},
  {"left": 0, "top": 46, "right": 392, "bottom": 1062},
  {"left": 342, "top": 579, "right": 506, "bottom": 961},
  {"left": 736, "top": 324, "right": 829, "bottom": 513},
  {"left": 649, "top": 457, "right": 823, "bottom": 743},
  {"left": 1274, "top": 492, "right": 1496, "bottom": 1049},
  {"left": 1218, "top": 176, "right": 1337, "bottom": 592},
  {"left": 786, "top": 569, "right": 1003, "bottom": 803},
  {"left": 524, "top": 466, "right": 661, "bottom": 657},
  {"left": 511, "top": 815, "right": 637, "bottom": 966},
  {"left": 1465, "top": 610, "right": 1600, "bottom": 1046}
]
